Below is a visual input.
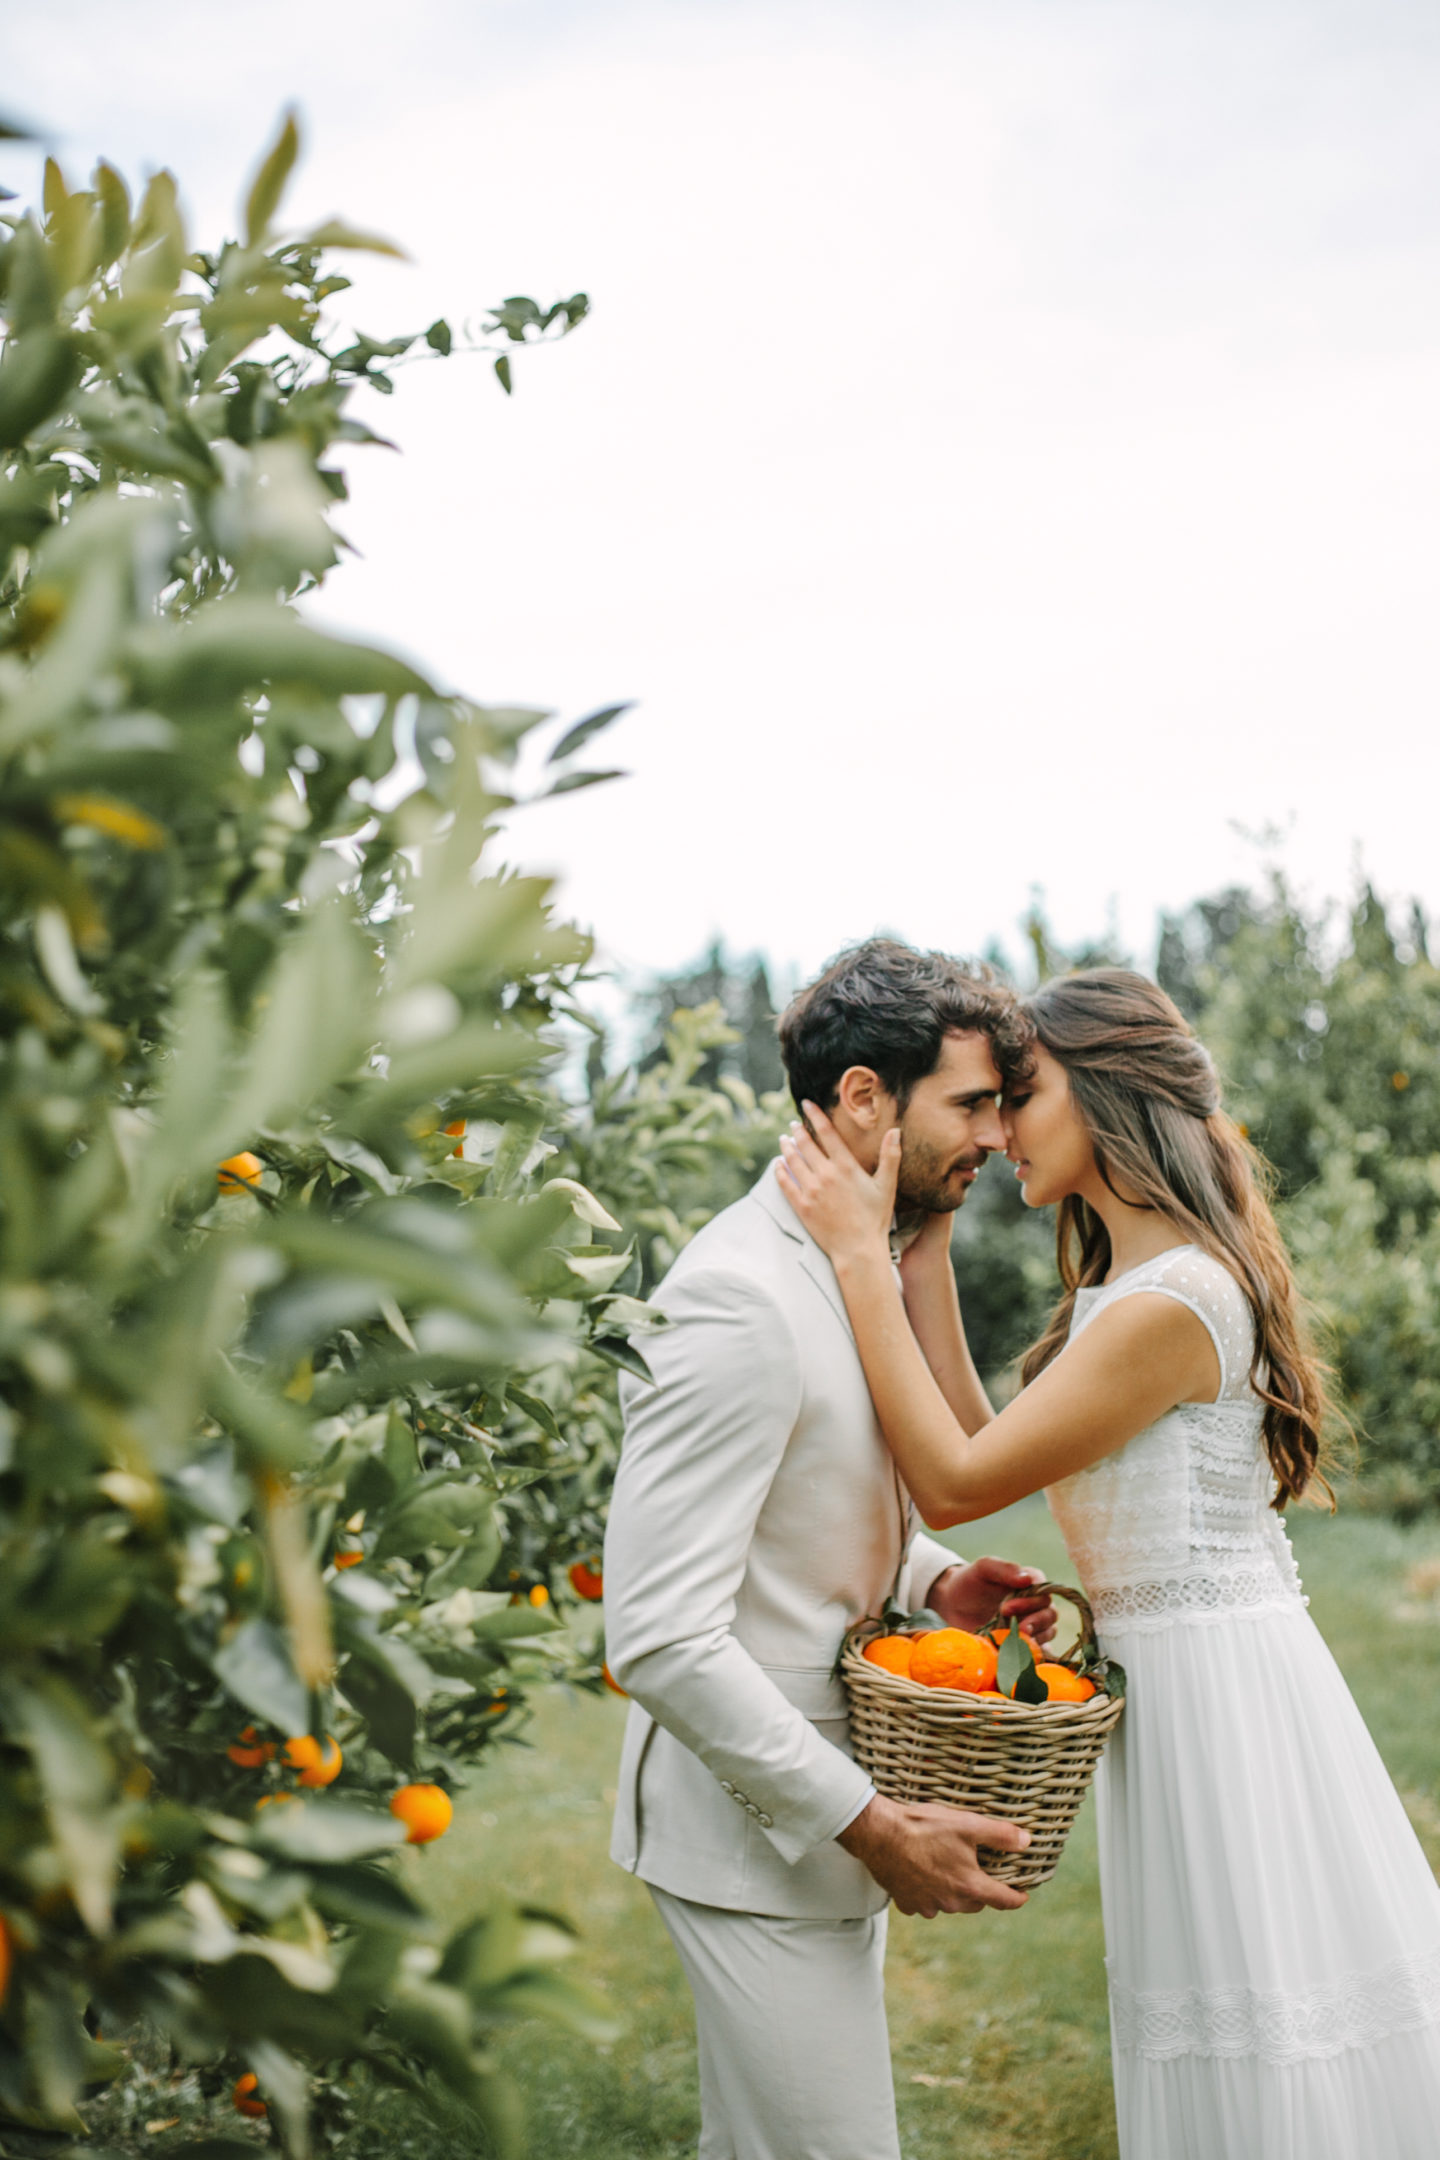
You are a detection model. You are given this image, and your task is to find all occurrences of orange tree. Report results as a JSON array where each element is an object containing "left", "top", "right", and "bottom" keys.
[{"left": 0, "top": 114, "right": 669, "bottom": 2156}]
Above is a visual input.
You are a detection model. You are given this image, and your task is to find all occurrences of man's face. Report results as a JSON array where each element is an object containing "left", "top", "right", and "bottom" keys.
[{"left": 893, "top": 1031, "right": 1007, "bottom": 1215}]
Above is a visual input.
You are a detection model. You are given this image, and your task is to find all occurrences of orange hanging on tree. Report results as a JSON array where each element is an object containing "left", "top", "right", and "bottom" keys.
[
  {"left": 390, "top": 1783, "right": 454, "bottom": 1844},
  {"left": 226, "top": 1725, "right": 276, "bottom": 1769},
  {"left": 233, "top": 2074, "right": 266, "bottom": 2118},
  {"left": 283, "top": 1734, "right": 342, "bottom": 1787},
  {"left": 569, "top": 1558, "right": 604, "bottom": 1602},
  {"left": 217, "top": 1152, "right": 263, "bottom": 1191}
]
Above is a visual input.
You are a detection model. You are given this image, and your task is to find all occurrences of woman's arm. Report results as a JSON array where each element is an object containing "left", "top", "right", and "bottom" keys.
[
  {"left": 897, "top": 1210, "right": 995, "bottom": 1435},
  {"left": 776, "top": 1115, "right": 1218, "bottom": 1526}
]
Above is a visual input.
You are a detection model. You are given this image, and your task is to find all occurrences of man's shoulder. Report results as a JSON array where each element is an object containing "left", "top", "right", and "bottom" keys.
[{"left": 661, "top": 1178, "right": 793, "bottom": 1291}]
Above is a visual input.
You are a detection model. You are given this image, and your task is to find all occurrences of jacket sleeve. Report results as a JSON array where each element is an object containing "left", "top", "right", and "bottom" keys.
[
  {"left": 604, "top": 1267, "right": 875, "bottom": 1867},
  {"left": 898, "top": 1527, "right": 962, "bottom": 1611}
]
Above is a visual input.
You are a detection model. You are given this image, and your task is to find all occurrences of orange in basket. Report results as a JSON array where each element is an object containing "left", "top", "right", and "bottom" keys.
[
  {"left": 909, "top": 1628, "right": 998, "bottom": 1693},
  {"left": 1033, "top": 1664, "right": 1097, "bottom": 1703},
  {"left": 861, "top": 1635, "right": 915, "bottom": 1677}
]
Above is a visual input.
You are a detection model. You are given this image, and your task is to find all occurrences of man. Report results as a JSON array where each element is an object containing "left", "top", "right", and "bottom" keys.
[{"left": 604, "top": 939, "right": 1049, "bottom": 2160}]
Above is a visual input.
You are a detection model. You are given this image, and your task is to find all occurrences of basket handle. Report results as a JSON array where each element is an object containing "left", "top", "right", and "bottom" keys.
[{"left": 1012, "top": 1580, "right": 1100, "bottom": 1664}]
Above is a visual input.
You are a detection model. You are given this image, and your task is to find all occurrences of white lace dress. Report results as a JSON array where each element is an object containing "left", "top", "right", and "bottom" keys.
[{"left": 1046, "top": 1247, "right": 1440, "bottom": 2159}]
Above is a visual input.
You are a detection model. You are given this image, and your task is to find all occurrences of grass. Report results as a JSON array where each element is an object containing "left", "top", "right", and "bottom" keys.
[{"left": 387, "top": 1495, "right": 1440, "bottom": 2160}]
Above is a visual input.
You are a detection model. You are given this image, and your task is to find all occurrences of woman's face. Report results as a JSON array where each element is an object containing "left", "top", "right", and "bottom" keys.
[{"left": 1002, "top": 1043, "right": 1095, "bottom": 1208}]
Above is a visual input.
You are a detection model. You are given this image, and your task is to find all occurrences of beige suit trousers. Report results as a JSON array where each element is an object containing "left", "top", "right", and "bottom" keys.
[{"left": 651, "top": 1887, "right": 901, "bottom": 2160}]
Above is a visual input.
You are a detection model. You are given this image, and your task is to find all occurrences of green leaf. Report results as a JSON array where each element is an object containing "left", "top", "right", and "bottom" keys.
[
  {"left": 505, "top": 1385, "right": 560, "bottom": 1443},
  {"left": 250, "top": 1799, "right": 407, "bottom": 1864},
  {"left": 3, "top": 1678, "right": 119, "bottom": 1935},
  {"left": 334, "top": 1644, "right": 417, "bottom": 1770},
  {"left": 127, "top": 597, "right": 431, "bottom": 710},
  {"left": 242, "top": 2040, "right": 310, "bottom": 2160},
  {"left": 548, "top": 703, "right": 631, "bottom": 764},
  {"left": 590, "top": 1334, "right": 655, "bottom": 1383},
  {"left": 544, "top": 768, "right": 627, "bottom": 798},
  {"left": 212, "top": 1617, "right": 310, "bottom": 1733},
  {"left": 309, "top": 1863, "right": 430, "bottom": 1934},
  {"left": 93, "top": 160, "right": 131, "bottom": 263},
  {"left": 493, "top": 353, "right": 512, "bottom": 395},
  {"left": 42, "top": 156, "right": 69, "bottom": 218},
  {"left": 995, "top": 1624, "right": 1037, "bottom": 1700},
  {"left": 0, "top": 330, "right": 84, "bottom": 448},
  {"left": 245, "top": 111, "right": 300, "bottom": 246},
  {"left": 468, "top": 1601, "right": 563, "bottom": 1641},
  {"left": 495, "top": 1966, "right": 622, "bottom": 2043},
  {"left": 425, "top": 318, "right": 453, "bottom": 355},
  {"left": 302, "top": 219, "right": 408, "bottom": 259}
]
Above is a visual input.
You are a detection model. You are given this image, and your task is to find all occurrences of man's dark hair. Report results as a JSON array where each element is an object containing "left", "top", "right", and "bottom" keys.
[{"left": 777, "top": 938, "right": 1034, "bottom": 1111}]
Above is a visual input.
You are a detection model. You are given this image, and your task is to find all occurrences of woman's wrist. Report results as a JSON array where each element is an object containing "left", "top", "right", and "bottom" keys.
[{"left": 833, "top": 1236, "right": 893, "bottom": 1285}]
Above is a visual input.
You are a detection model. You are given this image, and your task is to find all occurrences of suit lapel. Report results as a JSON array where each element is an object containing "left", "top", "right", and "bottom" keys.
[{"left": 749, "top": 1166, "right": 856, "bottom": 1346}]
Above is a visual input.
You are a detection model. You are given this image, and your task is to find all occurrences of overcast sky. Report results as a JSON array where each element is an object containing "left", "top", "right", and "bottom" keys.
[{"left": 6, "top": 0, "right": 1439, "bottom": 993}]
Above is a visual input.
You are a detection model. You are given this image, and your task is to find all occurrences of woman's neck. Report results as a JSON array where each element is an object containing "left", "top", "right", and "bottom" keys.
[{"left": 1083, "top": 1179, "right": 1191, "bottom": 1283}]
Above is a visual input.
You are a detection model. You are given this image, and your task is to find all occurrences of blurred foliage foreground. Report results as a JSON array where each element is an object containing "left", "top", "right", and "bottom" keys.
[{"left": 0, "top": 119, "right": 785, "bottom": 2158}]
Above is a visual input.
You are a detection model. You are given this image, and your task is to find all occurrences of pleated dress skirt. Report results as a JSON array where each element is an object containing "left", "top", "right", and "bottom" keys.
[{"left": 1096, "top": 1602, "right": 1440, "bottom": 2159}]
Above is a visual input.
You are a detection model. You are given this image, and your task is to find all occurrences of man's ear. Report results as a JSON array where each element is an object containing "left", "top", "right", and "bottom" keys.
[{"left": 834, "top": 1065, "right": 892, "bottom": 1131}]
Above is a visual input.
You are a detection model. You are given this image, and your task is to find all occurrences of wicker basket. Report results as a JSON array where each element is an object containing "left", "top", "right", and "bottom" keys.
[{"left": 840, "top": 1582, "right": 1125, "bottom": 1890}]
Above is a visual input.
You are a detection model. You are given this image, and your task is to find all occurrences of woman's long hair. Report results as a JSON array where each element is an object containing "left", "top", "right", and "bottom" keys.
[{"left": 1018, "top": 969, "right": 1334, "bottom": 1508}]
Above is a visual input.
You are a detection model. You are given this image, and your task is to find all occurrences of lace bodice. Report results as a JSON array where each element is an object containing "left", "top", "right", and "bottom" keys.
[{"left": 1045, "top": 1246, "right": 1306, "bottom": 1633}]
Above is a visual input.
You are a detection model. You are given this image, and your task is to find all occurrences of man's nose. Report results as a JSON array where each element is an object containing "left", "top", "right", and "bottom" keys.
[{"left": 974, "top": 1104, "right": 1007, "bottom": 1151}]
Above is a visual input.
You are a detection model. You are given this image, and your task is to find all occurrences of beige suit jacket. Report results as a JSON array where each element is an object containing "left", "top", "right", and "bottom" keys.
[{"left": 605, "top": 1168, "right": 957, "bottom": 1919}]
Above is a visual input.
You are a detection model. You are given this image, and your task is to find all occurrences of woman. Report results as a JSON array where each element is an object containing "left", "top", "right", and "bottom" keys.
[{"left": 775, "top": 968, "right": 1440, "bottom": 2159}]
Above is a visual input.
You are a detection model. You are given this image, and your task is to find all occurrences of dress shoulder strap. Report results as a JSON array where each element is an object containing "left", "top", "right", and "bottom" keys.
[{"left": 1100, "top": 1247, "right": 1256, "bottom": 1401}]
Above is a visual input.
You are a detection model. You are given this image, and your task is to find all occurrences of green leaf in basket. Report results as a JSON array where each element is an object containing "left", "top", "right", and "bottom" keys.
[
  {"left": 995, "top": 1624, "right": 1033, "bottom": 1698},
  {"left": 1013, "top": 1658, "right": 1049, "bottom": 1704},
  {"left": 906, "top": 1607, "right": 944, "bottom": 1633},
  {"left": 1098, "top": 1658, "right": 1127, "bottom": 1699}
]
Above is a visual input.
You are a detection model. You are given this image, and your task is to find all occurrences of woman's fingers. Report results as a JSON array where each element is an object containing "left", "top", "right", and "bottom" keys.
[
  {"left": 786, "top": 1120, "right": 829, "bottom": 1174},
  {"left": 800, "top": 1100, "right": 843, "bottom": 1158},
  {"left": 875, "top": 1126, "right": 902, "bottom": 1212}
]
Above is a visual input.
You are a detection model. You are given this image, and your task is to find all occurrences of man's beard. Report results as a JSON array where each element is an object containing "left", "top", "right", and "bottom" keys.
[{"left": 895, "top": 1135, "right": 989, "bottom": 1220}]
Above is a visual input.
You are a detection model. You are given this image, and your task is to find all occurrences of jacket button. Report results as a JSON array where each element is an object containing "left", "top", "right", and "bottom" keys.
[
  {"left": 757, "top": 1813, "right": 773, "bottom": 1828},
  {"left": 719, "top": 1780, "right": 734, "bottom": 1795}
]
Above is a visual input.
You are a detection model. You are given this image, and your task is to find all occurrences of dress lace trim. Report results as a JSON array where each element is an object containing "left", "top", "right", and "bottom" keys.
[
  {"left": 1091, "top": 1559, "right": 1307, "bottom": 1633},
  {"left": 1109, "top": 1941, "right": 1440, "bottom": 2064}
]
